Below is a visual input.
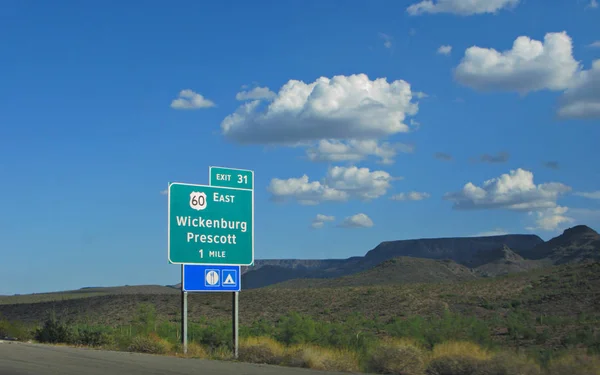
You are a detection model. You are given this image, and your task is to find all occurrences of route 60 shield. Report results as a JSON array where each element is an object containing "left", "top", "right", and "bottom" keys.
[{"left": 189, "top": 191, "right": 207, "bottom": 211}]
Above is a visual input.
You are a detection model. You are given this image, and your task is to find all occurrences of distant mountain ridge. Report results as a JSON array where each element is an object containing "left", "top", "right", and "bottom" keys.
[
  {"left": 240, "top": 226, "right": 599, "bottom": 289},
  {"left": 269, "top": 256, "right": 478, "bottom": 289}
]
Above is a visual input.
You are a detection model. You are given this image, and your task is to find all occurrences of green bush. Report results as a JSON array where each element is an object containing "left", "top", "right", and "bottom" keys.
[
  {"left": 34, "top": 316, "right": 76, "bottom": 344},
  {"left": 75, "top": 327, "right": 114, "bottom": 347}
]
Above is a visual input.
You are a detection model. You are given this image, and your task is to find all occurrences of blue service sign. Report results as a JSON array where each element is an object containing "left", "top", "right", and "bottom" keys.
[{"left": 182, "top": 264, "right": 241, "bottom": 292}]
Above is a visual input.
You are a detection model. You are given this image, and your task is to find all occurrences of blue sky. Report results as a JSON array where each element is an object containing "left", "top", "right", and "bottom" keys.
[{"left": 1, "top": 0, "right": 599, "bottom": 294}]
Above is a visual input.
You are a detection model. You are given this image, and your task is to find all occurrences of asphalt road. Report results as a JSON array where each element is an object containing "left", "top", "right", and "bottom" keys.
[{"left": 0, "top": 341, "right": 357, "bottom": 375}]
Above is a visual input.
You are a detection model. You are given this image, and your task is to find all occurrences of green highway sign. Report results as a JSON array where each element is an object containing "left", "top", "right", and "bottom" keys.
[
  {"left": 209, "top": 166, "right": 253, "bottom": 190},
  {"left": 168, "top": 182, "right": 254, "bottom": 266}
]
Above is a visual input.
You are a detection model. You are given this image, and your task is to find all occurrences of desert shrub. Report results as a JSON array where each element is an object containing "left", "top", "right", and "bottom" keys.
[
  {"left": 275, "top": 311, "right": 318, "bottom": 345},
  {"left": 34, "top": 316, "right": 76, "bottom": 344},
  {"left": 209, "top": 345, "right": 234, "bottom": 360},
  {"left": 426, "top": 341, "right": 492, "bottom": 375},
  {"left": 238, "top": 336, "right": 285, "bottom": 365},
  {"left": 127, "top": 333, "right": 170, "bottom": 354},
  {"left": 75, "top": 327, "right": 114, "bottom": 347},
  {"left": 482, "top": 352, "right": 542, "bottom": 375},
  {"left": 366, "top": 338, "right": 426, "bottom": 375},
  {"left": 132, "top": 303, "right": 157, "bottom": 335},
  {"left": 426, "top": 356, "right": 486, "bottom": 375},
  {"left": 284, "top": 344, "right": 360, "bottom": 372},
  {"left": 386, "top": 312, "right": 493, "bottom": 349},
  {"left": 547, "top": 353, "right": 600, "bottom": 375},
  {"left": 196, "top": 319, "right": 232, "bottom": 349},
  {"left": 0, "top": 318, "right": 33, "bottom": 341},
  {"left": 171, "top": 342, "right": 208, "bottom": 358}
]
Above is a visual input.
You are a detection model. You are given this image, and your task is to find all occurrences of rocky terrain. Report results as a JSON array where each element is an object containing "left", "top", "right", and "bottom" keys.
[{"left": 240, "top": 228, "right": 598, "bottom": 289}]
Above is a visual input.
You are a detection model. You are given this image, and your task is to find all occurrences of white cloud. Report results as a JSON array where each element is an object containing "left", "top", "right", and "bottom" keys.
[
  {"left": 407, "top": 0, "right": 520, "bottom": 16},
  {"left": 311, "top": 214, "right": 335, "bottom": 229},
  {"left": 220, "top": 74, "right": 421, "bottom": 145},
  {"left": 236, "top": 86, "right": 277, "bottom": 101},
  {"left": 588, "top": 0, "right": 598, "bottom": 9},
  {"left": 267, "top": 175, "right": 348, "bottom": 205},
  {"left": 575, "top": 190, "right": 600, "bottom": 199},
  {"left": 160, "top": 189, "right": 168, "bottom": 195},
  {"left": 268, "top": 166, "right": 397, "bottom": 205},
  {"left": 527, "top": 206, "right": 574, "bottom": 231},
  {"left": 557, "top": 60, "right": 600, "bottom": 119},
  {"left": 454, "top": 32, "right": 581, "bottom": 94},
  {"left": 414, "top": 91, "right": 429, "bottom": 99},
  {"left": 379, "top": 33, "right": 393, "bottom": 49},
  {"left": 438, "top": 45, "right": 452, "bottom": 55},
  {"left": 170, "top": 89, "right": 215, "bottom": 109},
  {"left": 338, "top": 213, "right": 374, "bottom": 228},
  {"left": 588, "top": 41, "right": 600, "bottom": 48},
  {"left": 391, "top": 191, "right": 431, "bottom": 201},
  {"left": 474, "top": 228, "right": 509, "bottom": 236},
  {"left": 445, "top": 168, "right": 572, "bottom": 231},
  {"left": 444, "top": 168, "right": 571, "bottom": 211},
  {"left": 306, "top": 139, "right": 414, "bottom": 165}
]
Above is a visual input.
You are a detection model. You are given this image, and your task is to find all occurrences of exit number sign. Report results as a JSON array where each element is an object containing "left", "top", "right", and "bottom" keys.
[{"left": 209, "top": 166, "right": 253, "bottom": 190}]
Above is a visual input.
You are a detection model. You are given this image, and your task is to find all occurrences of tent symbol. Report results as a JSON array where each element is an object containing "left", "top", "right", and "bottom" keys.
[{"left": 222, "top": 270, "right": 237, "bottom": 286}]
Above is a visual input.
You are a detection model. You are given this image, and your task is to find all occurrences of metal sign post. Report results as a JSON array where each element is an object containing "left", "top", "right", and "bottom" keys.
[
  {"left": 232, "top": 291, "right": 239, "bottom": 359},
  {"left": 181, "top": 265, "right": 188, "bottom": 354}
]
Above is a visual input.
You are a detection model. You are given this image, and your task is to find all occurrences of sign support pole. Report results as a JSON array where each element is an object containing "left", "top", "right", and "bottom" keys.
[
  {"left": 181, "top": 265, "right": 188, "bottom": 354},
  {"left": 232, "top": 291, "right": 239, "bottom": 359}
]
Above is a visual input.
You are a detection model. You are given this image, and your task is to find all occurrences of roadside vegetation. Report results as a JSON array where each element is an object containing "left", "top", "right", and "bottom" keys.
[{"left": 2, "top": 301, "right": 599, "bottom": 375}]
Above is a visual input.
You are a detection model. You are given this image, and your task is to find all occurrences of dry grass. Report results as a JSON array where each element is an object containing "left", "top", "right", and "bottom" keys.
[
  {"left": 127, "top": 332, "right": 171, "bottom": 354},
  {"left": 209, "top": 345, "right": 234, "bottom": 361},
  {"left": 284, "top": 344, "right": 361, "bottom": 372},
  {"left": 430, "top": 341, "right": 492, "bottom": 361},
  {"left": 238, "top": 336, "right": 286, "bottom": 365},
  {"left": 367, "top": 337, "right": 427, "bottom": 375},
  {"left": 486, "top": 352, "right": 542, "bottom": 375},
  {"left": 171, "top": 342, "right": 208, "bottom": 358},
  {"left": 547, "top": 353, "right": 600, "bottom": 375}
]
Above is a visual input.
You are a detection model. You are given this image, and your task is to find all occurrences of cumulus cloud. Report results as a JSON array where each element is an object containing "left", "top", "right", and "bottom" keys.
[
  {"left": 575, "top": 191, "right": 600, "bottom": 199},
  {"left": 588, "top": 41, "right": 600, "bottom": 48},
  {"left": 527, "top": 206, "right": 574, "bottom": 231},
  {"left": 338, "top": 213, "right": 374, "bottom": 228},
  {"left": 543, "top": 161, "right": 560, "bottom": 170},
  {"left": 454, "top": 32, "right": 581, "bottom": 94},
  {"left": 391, "top": 192, "right": 431, "bottom": 201},
  {"left": 311, "top": 214, "right": 335, "bottom": 229},
  {"left": 306, "top": 139, "right": 414, "bottom": 165},
  {"left": 454, "top": 31, "right": 600, "bottom": 119},
  {"left": 268, "top": 166, "right": 397, "bottom": 205},
  {"left": 444, "top": 168, "right": 571, "bottom": 211},
  {"left": 438, "top": 45, "right": 452, "bottom": 55},
  {"left": 236, "top": 86, "right": 277, "bottom": 101},
  {"left": 445, "top": 168, "right": 572, "bottom": 231},
  {"left": 170, "top": 89, "right": 215, "bottom": 109},
  {"left": 434, "top": 152, "right": 453, "bottom": 161},
  {"left": 220, "top": 73, "right": 421, "bottom": 145},
  {"left": 407, "top": 0, "right": 520, "bottom": 16},
  {"left": 479, "top": 152, "right": 510, "bottom": 163},
  {"left": 557, "top": 60, "right": 600, "bottom": 119}
]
